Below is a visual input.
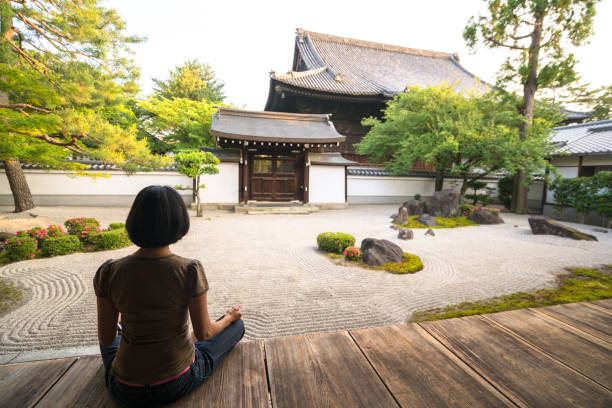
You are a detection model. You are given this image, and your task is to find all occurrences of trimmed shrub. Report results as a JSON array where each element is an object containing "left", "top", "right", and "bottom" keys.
[
  {"left": 40, "top": 235, "right": 81, "bottom": 257},
  {"left": 380, "top": 253, "right": 424, "bottom": 274},
  {"left": 460, "top": 203, "right": 475, "bottom": 216},
  {"left": 108, "top": 222, "right": 125, "bottom": 230},
  {"left": 65, "top": 217, "right": 101, "bottom": 242},
  {"left": 25, "top": 227, "right": 48, "bottom": 244},
  {"left": 46, "top": 224, "right": 67, "bottom": 238},
  {"left": 343, "top": 246, "right": 362, "bottom": 262},
  {"left": 316, "top": 232, "right": 355, "bottom": 254},
  {"left": 95, "top": 228, "right": 132, "bottom": 250},
  {"left": 5, "top": 236, "right": 37, "bottom": 261}
]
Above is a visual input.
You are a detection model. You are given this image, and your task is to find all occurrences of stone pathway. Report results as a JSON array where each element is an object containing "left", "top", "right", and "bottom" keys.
[{"left": 1, "top": 205, "right": 611, "bottom": 361}]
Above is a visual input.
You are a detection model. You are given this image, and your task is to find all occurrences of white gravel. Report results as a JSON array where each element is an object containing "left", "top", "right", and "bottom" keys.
[{"left": 0, "top": 205, "right": 610, "bottom": 354}]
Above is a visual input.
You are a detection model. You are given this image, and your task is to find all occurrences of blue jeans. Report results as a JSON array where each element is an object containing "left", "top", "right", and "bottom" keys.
[{"left": 100, "top": 316, "right": 245, "bottom": 407}]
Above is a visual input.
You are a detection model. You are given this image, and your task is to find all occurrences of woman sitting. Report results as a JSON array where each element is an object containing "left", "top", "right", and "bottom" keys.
[{"left": 94, "top": 185, "right": 244, "bottom": 406}]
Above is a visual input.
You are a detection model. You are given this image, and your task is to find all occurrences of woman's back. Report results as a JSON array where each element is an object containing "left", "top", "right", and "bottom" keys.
[{"left": 94, "top": 254, "right": 208, "bottom": 384}]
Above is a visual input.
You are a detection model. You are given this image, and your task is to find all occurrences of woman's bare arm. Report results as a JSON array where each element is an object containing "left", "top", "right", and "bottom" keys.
[
  {"left": 188, "top": 293, "right": 241, "bottom": 342},
  {"left": 96, "top": 296, "right": 119, "bottom": 347}
]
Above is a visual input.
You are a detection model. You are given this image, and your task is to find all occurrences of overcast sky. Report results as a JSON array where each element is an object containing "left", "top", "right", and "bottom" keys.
[{"left": 104, "top": 0, "right": 612, "bottom": 110}]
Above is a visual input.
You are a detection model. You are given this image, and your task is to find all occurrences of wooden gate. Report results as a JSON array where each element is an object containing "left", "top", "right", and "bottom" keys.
[{"left": 249, "top": 153, "right": 303, "bottom": 201}]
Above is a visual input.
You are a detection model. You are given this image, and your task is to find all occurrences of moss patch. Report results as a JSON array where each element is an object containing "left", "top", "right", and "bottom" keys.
[
  {"left": 411, "top": 265, "right": 612, "bottom": 322},
  {"left": 0, "top": 277, "right": 23, "bottom": 314},
  {"left": 322, "top": 251, "right": 424, "bottom": 275},
  {"left": 395, "top": 215, "right": 477, "bottom": 229},
  {"left": 380, "top": 253, "right": 424, "bottom": 274}
]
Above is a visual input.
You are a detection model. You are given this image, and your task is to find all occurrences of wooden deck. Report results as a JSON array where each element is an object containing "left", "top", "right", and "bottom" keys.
[{"left": 1, "top": 300, "right": 611, "bottom": 407}]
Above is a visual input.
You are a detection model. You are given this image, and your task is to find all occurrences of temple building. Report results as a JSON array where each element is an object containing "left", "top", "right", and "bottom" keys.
[{"left": 265, "top": 28, "right": 488, "bottom": 161}]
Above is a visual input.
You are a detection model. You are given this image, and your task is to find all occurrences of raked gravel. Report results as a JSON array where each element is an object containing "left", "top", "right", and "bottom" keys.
[{"left": 0, "top": 205, "right": 611, "bottom": 356}]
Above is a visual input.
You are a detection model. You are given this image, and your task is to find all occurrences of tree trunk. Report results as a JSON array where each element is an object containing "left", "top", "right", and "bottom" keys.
[
  {"left": 3, "top": 158, "right": 35, "bottom": 212},
  {"left": 434, "top": 169, "right": 444, "bottom": 191},
  {"left": 195, "top": 175, "right": 202, "bottom": 217},
  {"left": 511, "top": 12, "right": 544, "bottom": 214}
]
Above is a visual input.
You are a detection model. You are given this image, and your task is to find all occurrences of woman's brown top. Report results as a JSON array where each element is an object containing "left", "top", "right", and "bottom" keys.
[{"left": 94, "top": 254, "right": 208, "bottom": 384}]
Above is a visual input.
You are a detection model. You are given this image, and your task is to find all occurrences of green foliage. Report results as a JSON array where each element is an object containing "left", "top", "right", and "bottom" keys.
[
  {"left": 464, "top": 0, "right": 598, "bottom": 94},
  {"left": 316, "top": 232, "right": 356, "bottom": 254},
  {"left": 465, "top": 180, "right": 495, "bottom": 206},
  {"left": 550, "top": 172, "right": 612, "bottom": 223},
  {"left": 0, "top": 277, "right": 23, "bottom": 313},
  {"left": 343, "top": 246, "right": 362, "bottom": 262},
  {"left": 137, "top": 97, "right": 220, "bottom": 151},
  {"left": 0, "top": 0, "right": 167, "bottom": 212},
  {"left": 357, "top": 85, "right": 555, "bottom": 198},
  {"left": 108, "top": 222, "right": 125, "bottom": 230},
  {"left": 413, "top": 194, "right": 422, "bottom": 201},
  {"left": 152, "top": 60, "right": 225, "bottom": 103},
  {"left": 412, "top": 266, "right": 612, "bottom": 321},
  {"left": 46, "top": 225, "right": 67, "bottom": 238},
  {"left": 64, "top": 217, "right": 101, "bottom": 241},
  {"left": 460, "top": 203, "right": 475, "bottom": 216},
  {"left": 380, "top": 253, "right": 424, "bottom": 275},
  {"left": 396, "top": 216, "right": 478, "bottom": 229},
  {"left": 40, "top": 235, "right": 81, "bottom": 257},
  {"left": 94, "top": 228, "right": 132, "bottom": 250},
  {"left": 6, "top": 236, "right": 37, "bottom": 261},
  {"left": 174, "top": 150, "right": 220, "bottom": 217}
]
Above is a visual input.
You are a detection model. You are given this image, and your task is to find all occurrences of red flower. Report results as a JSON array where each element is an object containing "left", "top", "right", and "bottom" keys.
[{"left": 17, "top": 242, "right": 21, "bottom": 246}]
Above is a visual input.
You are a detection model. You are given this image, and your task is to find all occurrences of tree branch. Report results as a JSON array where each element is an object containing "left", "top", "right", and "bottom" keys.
[
  {"left": 0, "top": 103, "right": 52, "bottom": 114},
  {"left": 468, "top": 167, "right": 499, "bottom": 184},
  {"left": 484, "top": 35, "right": 527, "bottom": 50}
]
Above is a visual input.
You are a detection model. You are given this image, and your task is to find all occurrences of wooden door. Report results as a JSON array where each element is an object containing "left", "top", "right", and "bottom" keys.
[{"left": 249, "top": 153, "right": 303, "bottom": 201}]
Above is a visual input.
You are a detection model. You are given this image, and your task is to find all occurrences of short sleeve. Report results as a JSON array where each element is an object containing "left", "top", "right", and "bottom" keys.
[
  {"left": 185, "top": 260, "right": 209, "bottom": 298},
  {"left": 93, "top": 259, "right": 114, "bottom": 297}
]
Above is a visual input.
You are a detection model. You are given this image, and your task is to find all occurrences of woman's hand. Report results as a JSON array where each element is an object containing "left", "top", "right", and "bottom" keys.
[{"left": 226, "top": 305, "right": 242, "bottom": 322}]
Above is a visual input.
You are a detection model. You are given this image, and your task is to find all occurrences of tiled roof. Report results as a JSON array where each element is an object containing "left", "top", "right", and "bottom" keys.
[
  {"left": 552, "top": 119, "right": 612, "bottom": 155},
  {"left": 347, "top": 167, "right": 502, "bottom": 180},
  {"left": 309, "top": 152, "right": 358, "bottom": 166},
  {"left": 269, "top": 29, "right": 488, "bottom": 98},
  {"left": 212, "top": 107, "right": 345, "bottom": 144}
]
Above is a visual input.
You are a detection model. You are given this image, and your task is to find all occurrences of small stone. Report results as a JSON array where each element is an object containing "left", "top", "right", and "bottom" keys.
[
  {"left": 0, "top": 231, "right": 16, "bottom": 240},
  {"left": 390, "top": 225, "right": 401, "bottom": 231},
  {"left": 592, "top": 228, "right": 608, "bottom": 233},
  {"left": 514, "top": 225, "right": 519, "bottom": 228},
  {"left": 425, "top": 229, "right": 435, "bottom": 237},
  {"left": 398, "top": 229, "right": 413, "bottom": 240},
  {"left": 395, "top": 207, "right": 409, "bottom": 225},
  {"left": 467, "top": 209, "right": 504, "bottom": 225},
  {"left": 417, "top": 213, "right": 438, "bottom": 227},
  {"left": 29, "top": 212, "right": 38, "bottom": 218}
]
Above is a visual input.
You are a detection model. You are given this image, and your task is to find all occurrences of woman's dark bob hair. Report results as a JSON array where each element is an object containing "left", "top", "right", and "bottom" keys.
[{"left": 126, "top": 185, "right": 190, "bottom": 248}]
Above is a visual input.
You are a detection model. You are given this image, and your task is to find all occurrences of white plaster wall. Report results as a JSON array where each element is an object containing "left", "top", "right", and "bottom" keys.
[
  {"left": 309, "top": 165, "right": 345, "bottom": 203},
  {"left": 0, "top": 162, "right": 239, "bottom": 205},
  {"left": 347, "top": 176, "right": 434, "bottom": 199}
]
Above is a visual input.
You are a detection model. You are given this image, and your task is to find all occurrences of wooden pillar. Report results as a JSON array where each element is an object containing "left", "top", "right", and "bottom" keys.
[
  {"left": 303, "top": 152, "right": 309, "bottom": 203},
  {"left": 578, "top": 156, "right": 583, "bottom": 177},
  {"left": 344, "top": 166, "right": 348, "bottom": 203},
  {"left": 242, "top": 146, "right": 249, "bottom": 203}
]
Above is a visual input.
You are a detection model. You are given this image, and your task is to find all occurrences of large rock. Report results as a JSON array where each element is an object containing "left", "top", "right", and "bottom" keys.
[
  {"left": 425, "top": 189, "right": 460, "bottom": 217},
  {"left": 0, "top": 231, "right": 16, "bottom": 241},
  {"left": 528, "top": 216, "right": 597, "bottom": 241},
  {"left": 468, "top": 210, "right": 504, "bottom": 225},
  {"left": 402, "top": 200, "right": 426, "bottom": 216},
  {"left": 417, "top": 213, "right": 438, "bottom": 227},
  {"left": 398, "top": 229, "right": 413, "bottom": 240},
  {"left": 361, "top": 238, "right": 404, "bottom": 266}
]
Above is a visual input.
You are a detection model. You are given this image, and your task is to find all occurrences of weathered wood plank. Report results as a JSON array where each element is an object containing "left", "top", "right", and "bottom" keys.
[
  {"left": 350, "top": 324, "right": 514, "bottom": 407},
  {"left": 0, "top": 358, "right": 76, "bottom": 408},
  {"left": 420, "top": 315, "right": 612, "bottom": 407},
  {"left": 592, "top": 298, "right": 612, "bottom": 311},
  {"left": 35, "top": 356, "right": 116, "bottom": 408},
  {"left": 485, "top": 308, "right": 612, "bottom": 388},
  {"left": 536, "top": 302, "right": 612, "bottom": 343},
  {"left": 168, "top": 340, "right": 269, "bottom": 408},
  {"left": 265, "top": 331, "right": 398, "bottom": 408}
]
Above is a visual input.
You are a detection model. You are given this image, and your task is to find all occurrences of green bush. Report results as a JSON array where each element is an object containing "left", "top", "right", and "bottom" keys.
[
  {"left": 399, "top": 215, "right": 477, "bottom": 229},
  {"left": 65, "top": 217, "right": 101, "bottom": 241},
  {"left": 460, "top": 203, "right": 475, "bottom": 216},
  {"left": 95, "top": 228, "right": 132, "bottom": 250},
  {"left": 5, "top": 236, "right": 37, "bottom": 261},
  {"left": 40, "top": 235, "right": 81, "bottom": 257},
  {"left": 46, "top": 224, "right": 66, "bottom": 238},
  {"left": 343, "top": 246, "right": 362, "bottom": 262},
  {"left": 316, "top": 232, "right": 355, "bottom": 254},
  {"left": 108, "top": 222, "right": 125, "bottom": 230},
  {"left": 380, "top": 253, "right": 423, "bottom": 274}
]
